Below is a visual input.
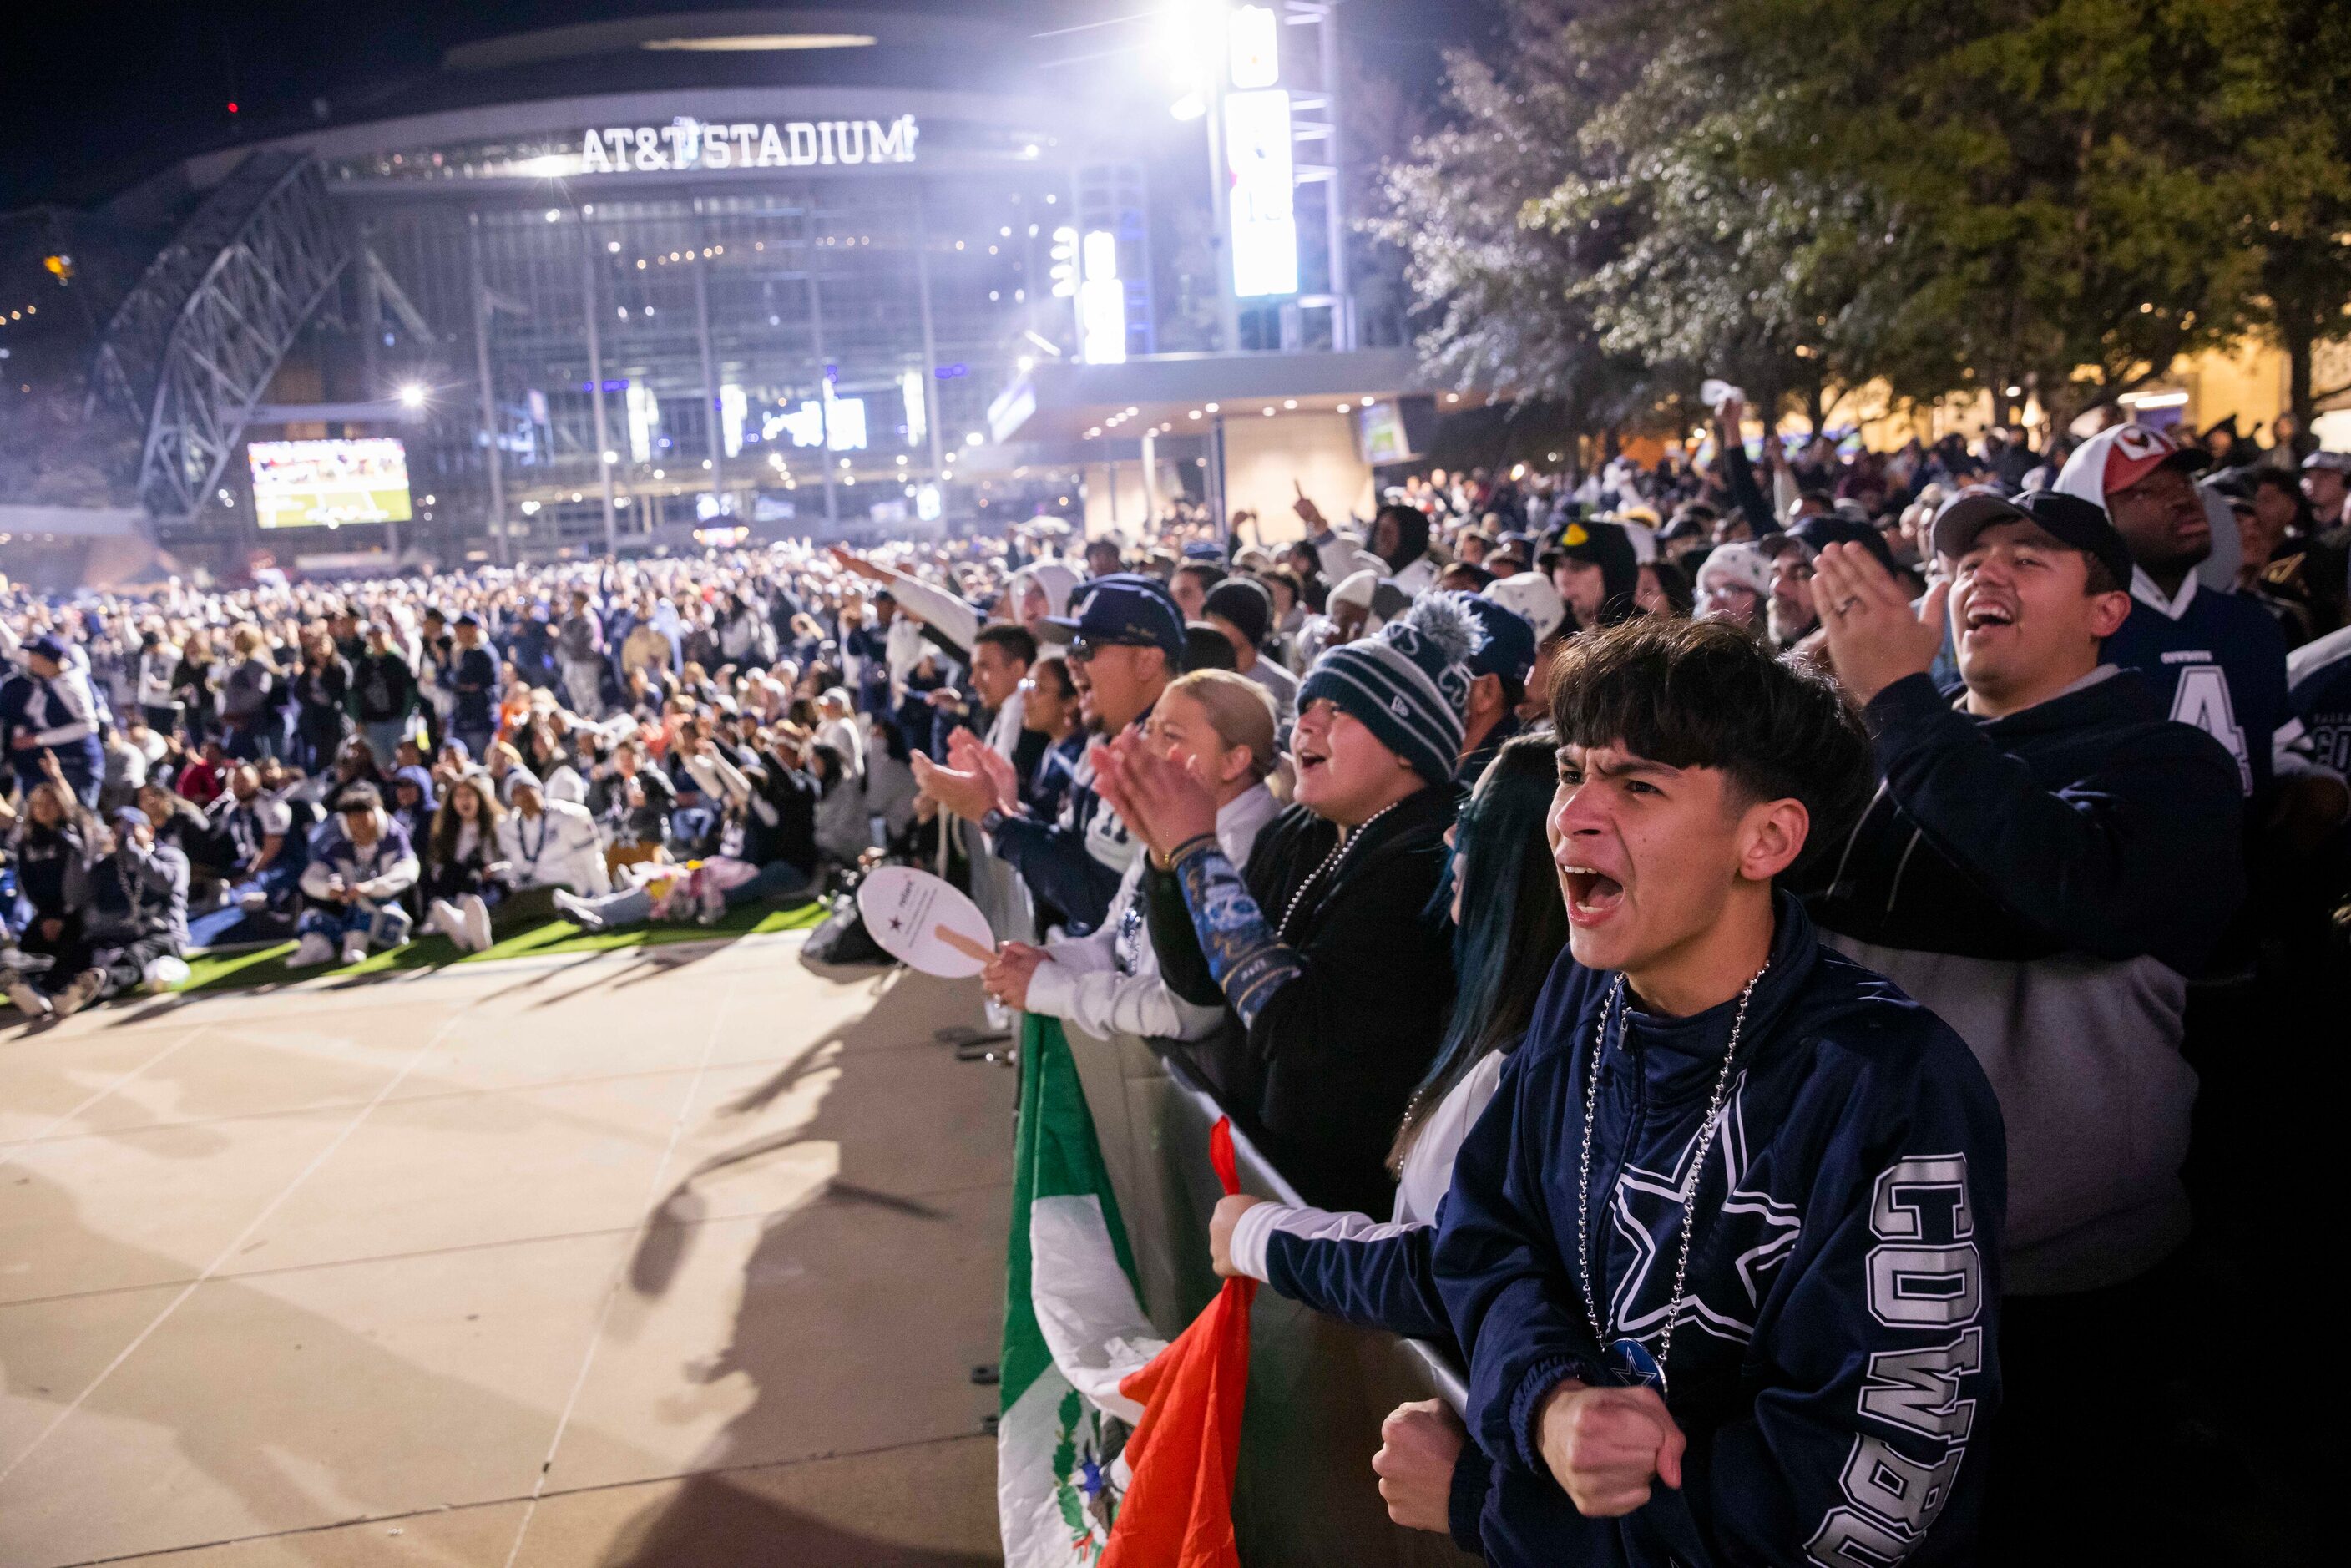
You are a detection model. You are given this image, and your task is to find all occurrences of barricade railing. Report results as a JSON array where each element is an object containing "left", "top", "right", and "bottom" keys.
[{"left": 1056, "top": 1018, "right": 1480, "bottom": 1567}]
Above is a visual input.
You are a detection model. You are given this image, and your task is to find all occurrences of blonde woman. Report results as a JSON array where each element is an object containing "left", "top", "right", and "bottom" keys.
[{"left": 981, "top": 670, "right": 1280, "bottom": 1041}]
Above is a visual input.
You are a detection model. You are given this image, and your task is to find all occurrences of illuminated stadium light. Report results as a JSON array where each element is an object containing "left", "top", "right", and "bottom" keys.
[{"left": 640, "top": 34, "right": 877, "bottom": 52}]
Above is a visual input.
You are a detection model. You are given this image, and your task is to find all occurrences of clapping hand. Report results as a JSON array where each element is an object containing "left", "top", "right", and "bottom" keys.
[
  {"left": 1813, "top": 541, "right": 1948, "bottom": 706},
  {"left": 1088, "top": 729, "right": 1218, "bottom": 864},
  {"left": 945, "top": 728, "right": 1019, "bottom": 815},
  {"left": 909, "top": 750, "right": 996, "bottom": 821}
]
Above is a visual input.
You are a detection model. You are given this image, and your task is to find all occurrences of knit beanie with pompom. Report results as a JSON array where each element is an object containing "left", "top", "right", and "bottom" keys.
[{"left": 1297, "top": 591, "right": 1484, "bottom": 785}]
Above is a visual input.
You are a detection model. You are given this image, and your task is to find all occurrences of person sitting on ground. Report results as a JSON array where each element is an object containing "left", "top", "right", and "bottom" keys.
[
  {"left": 1095, "top": 594, "right": 1477, "bottom": 1214},
  {"left": 1433, "top": 616, "right": 2004, "bottom": 1567},
  {"left": 293, "top": 781, "right": 421, "bottom": 968},
  {"left": 82, "top": 805, "right": 192, "bottom": 1001},
  {"left": 492, "top": 767, "right": 609, "bottom": 931},
  {"left": 192, "top": 761, "right": 303, "bottom": 944},
  {"left": 586, "top": 736, "right": 675, "bottom": 874},
  {"left": 421, "top": 770, "right": 505, "bottom": 954},
  {"left": 388, "top": 765, "right": 437, "bottom": 847},
  {"left": 1203, "top": 734, "right": 1565, "bottom": 1549},
  {"left": 981, "top": 670, "right": 1282, "bottom": 1041},
  {"left": 2, "top": 754, "right": 109, "bottom": 1019}
]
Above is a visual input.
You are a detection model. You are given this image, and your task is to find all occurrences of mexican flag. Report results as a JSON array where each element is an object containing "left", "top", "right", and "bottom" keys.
[{"left": 999, "top": 1015, "right": 1170, "bottom": 1567}]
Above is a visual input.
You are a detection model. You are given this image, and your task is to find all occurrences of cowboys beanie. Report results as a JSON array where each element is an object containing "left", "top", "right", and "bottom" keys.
[{"left": 1298, "top": 592, "right": 1481, "bottom": 786}]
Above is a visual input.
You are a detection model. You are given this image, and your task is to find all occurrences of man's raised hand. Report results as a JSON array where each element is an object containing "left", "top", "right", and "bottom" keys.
[{"left": 1814, "top": 540, "right": 1949, "bottom": 706}]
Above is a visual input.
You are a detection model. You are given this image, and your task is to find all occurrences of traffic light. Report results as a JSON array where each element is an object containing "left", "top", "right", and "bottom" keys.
[{"left": 1049, "top": 227, "right": 1079, "bottom": 299}]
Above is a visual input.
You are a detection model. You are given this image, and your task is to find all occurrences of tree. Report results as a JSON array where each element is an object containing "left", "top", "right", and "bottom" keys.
[
  {"left": 1369, "top": 2, "right": 1669, "bottom": 451},
  {"left": 1710, "top": 0, "right": 2334, "bottom": 428},
  {"left": 2237, "top": 0, "right": 2351, "bottom": 428}
]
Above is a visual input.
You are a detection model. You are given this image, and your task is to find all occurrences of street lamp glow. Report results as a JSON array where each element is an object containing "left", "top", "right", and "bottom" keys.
[
  {"left": 1169, "top": 94, "right": 1206, "bottom": 122},
  {"left": 396, "top": 383, "right": 427, "bottom": 408},
  {"left": 965, "top": 432, "right": 985, "bottom": 447}
]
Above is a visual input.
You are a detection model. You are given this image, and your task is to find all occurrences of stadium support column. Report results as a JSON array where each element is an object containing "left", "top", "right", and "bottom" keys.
[
  {"left": 468, "top": 221, "right": 510, "bottom": 565},
  {"left": 1318, "top": 0, "right": 1355, "bottom": 352},
  {"left": 1208, "top": 411, "right": 1229, "bottom": 538},
  {"left": 693, "top": 208, "right": 725, "bottom": 513},
  {"left": 1205, "top": 73, "right": 1242, "bottom": 355},
  {"left": 580, "top": 219, "right": 618, "bottom": 556},
  {"left": 913, "top": 186, "right": 948, "bottom": 505},
  {"left": 1141, "top": 427, "right": 1161, "bottom": 526},
  {"left": 805, "top": 191, "right": 839, "bottom": 530}
]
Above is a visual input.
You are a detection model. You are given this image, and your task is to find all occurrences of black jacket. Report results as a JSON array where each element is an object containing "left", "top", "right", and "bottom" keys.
[
  {"left": 1144, "top": 783, "right": 1456, "bottom": 1215},
  {"left": 1802, "top": 668, "right": 2243, "bottom": 974}
]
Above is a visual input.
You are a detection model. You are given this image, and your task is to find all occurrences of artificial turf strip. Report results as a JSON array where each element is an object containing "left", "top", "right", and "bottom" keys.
[{"left": 167, "top": 899, "right": 828, "bottom": 996}]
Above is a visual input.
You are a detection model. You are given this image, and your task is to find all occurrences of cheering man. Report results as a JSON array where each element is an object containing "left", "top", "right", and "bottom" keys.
[{"left": 1435, "top": 618, "right": 2005, "bottom": 1566}]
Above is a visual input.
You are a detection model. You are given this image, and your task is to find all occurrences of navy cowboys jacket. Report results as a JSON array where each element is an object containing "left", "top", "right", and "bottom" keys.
[{"left": 1434, "top": 893, "right": 2005, "bottom": 1567}]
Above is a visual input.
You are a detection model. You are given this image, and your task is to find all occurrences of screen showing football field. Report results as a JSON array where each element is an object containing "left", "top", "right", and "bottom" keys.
[{"left": 248, "top": 438, "right": 413, "bottom": 529}]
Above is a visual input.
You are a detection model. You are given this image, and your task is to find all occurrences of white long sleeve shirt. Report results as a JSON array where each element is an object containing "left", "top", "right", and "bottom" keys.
[
  {"left": 1228, "top": 1047, "right": 1508, "bottom": 1282},
  {"left": 1023, "top": 782, "right": 1278, "bottom": 1043}
]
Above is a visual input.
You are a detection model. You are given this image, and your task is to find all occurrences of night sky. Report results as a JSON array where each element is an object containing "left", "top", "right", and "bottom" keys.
[{"left": 0, "top": 1, "right": 1502, "bottom": 212}]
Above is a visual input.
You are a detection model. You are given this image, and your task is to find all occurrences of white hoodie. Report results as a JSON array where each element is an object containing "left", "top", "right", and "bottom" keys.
[{"left": 496, "top": 797, "right": 610, "bottom": 893}]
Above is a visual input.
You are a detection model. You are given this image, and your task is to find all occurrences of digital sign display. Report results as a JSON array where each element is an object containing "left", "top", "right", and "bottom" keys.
[
  {"left": 247, "top": 438, "right": 412, "bottom": 529},
  {"left": 1225, "top": 89, "right": 1299, "bottom": 298}
]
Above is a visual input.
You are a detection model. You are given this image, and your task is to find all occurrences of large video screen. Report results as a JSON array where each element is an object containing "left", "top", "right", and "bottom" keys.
[{"left": 247, "top": 438, "right": 412, "bottom": 529}]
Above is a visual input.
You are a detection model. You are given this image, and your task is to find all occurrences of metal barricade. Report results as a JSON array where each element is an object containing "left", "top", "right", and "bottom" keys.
[{"left": 1058, "top": 1019, "right": 1482, "bottom": 1568}]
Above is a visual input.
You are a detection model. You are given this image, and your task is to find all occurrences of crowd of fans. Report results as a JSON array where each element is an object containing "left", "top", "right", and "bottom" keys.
[{"left": 3, "top": 398, "right": 2343, "bottom": 1562}]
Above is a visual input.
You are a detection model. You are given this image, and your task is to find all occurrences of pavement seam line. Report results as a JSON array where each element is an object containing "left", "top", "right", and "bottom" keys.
[
  {"left": 498, "top": 960, "right": 746, "bottom": 1568},
  {"left": 0, "top": 1176, "right": 1015, "bottom": 1311},
  {"left": 0, "top": 1024, "right": 211, "bottom": 1170},
  {"left": 0, "top": 1004, "right": 475, "bottom": 1487}
]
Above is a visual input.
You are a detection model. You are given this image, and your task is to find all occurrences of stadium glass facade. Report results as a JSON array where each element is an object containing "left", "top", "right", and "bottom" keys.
[{"left": 312, "top": 96, "right": 1112, "bottom": 559}]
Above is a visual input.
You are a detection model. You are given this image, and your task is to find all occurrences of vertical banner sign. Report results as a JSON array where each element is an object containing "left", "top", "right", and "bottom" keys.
[{"left": 1224, "top": 89, "right": 1297, "bottom": 298}]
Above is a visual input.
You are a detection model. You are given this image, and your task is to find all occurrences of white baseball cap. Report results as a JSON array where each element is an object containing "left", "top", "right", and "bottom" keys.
[
  {"left": 2054, "top": 422, "right": 2209, "bottom": 513},
  {"left": 1482, "top": 572, "right": 1567, "bottom": 644},
  {"left": 1695, "top": 543, "right": 1773, "bottom": 602}
]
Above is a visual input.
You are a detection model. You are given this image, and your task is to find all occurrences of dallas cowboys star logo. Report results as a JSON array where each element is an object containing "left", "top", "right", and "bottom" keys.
[{"left": 1603, "top": 1079, "right": 1804, "bottom": 1347}]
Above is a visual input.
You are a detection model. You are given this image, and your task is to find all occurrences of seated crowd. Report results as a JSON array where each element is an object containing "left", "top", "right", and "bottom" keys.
[{"left": 4, "top": 404, "right": 2345, "bottom": 1562}]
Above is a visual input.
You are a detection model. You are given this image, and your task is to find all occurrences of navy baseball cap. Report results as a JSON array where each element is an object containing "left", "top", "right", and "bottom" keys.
[
  {"left": 1038, "top": 572, "right": 1186, "bottom": 663},
  {"left": 1458, "top": 594, "right": 1537, "bottom": 689},
  {"left": 1932, "top": 487, "right": 2135, "bottom": 589},
  {"left": 27, "top": 633, "right": 69, "bottom": 663},
  {"left": 1789, "top": 514, "right": 1899, "bottom": 577}
]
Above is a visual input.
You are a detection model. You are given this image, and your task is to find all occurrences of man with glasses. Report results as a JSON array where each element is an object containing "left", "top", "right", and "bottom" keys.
[{"left": 913, "top": 574, "right": 1182, "bottom": 933}]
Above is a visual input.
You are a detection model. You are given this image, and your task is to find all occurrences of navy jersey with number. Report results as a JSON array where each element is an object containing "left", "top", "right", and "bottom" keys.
[
  {"left": 2287, "top": 625, "right": 2351, "bottom": 774},
  {"left": 2102, "top": 574, "right": 2294, "bottom": 797}
]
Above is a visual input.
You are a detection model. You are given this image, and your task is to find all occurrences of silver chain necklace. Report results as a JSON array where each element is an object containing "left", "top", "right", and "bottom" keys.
[{"left": 1575, "top": 961, "right": 1768, "bottom": 1395}]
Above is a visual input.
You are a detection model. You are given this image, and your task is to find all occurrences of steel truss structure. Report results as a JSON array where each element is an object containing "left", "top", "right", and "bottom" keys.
[{"left": 90, "top": 152, "right": 353, "bottom": 521}]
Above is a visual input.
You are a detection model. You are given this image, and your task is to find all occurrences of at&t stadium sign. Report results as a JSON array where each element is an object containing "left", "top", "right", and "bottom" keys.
[{"left": 579, "top": 114, "right": 919, "bottom": 173}]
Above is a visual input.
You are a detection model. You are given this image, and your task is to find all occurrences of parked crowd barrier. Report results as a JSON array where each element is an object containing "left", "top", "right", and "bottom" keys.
[{"left": 1056, "top": 1018, "right": 1481, "bottom": 1568}]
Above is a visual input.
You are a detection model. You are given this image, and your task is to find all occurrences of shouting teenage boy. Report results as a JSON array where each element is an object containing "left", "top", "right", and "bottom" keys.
[{"left": 1435, "top": 617, "right": 2005, "bottom": 1567}]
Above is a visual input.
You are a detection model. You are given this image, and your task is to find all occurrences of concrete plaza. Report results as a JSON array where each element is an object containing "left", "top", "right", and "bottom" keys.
[{"left": 0, "top": 935, "right": 1010, "bottom": 1566}]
